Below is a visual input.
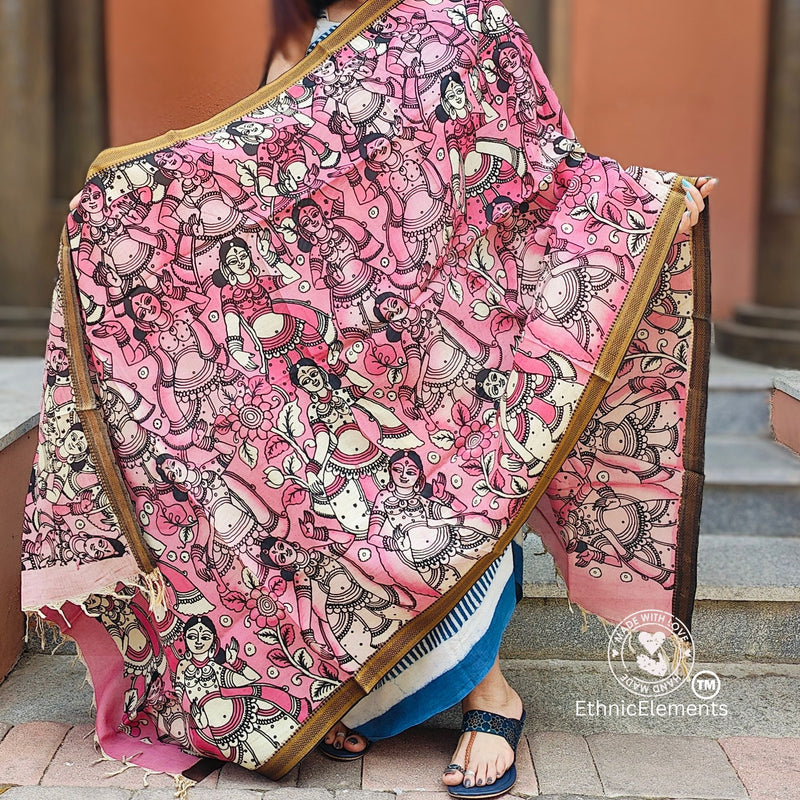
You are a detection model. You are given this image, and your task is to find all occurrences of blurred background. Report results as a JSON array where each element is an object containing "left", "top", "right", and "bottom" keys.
[{"left": 0, "top": 0, "right": 797, "bottom": 367}]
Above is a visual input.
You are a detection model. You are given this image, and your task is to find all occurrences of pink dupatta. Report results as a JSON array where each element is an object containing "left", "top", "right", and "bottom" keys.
[{"left": 22, "top": 0, "right": 709, "bottom": 779}]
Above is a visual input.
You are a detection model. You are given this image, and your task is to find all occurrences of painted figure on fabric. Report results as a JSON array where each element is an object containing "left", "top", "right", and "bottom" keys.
[
  {"left": 259, "top": 537, "right": 414, "bottom": 672},
  {"left": 368, "top": 450, "right": 501, "bottom": 593},
  {"left": 291, "top": 199, "right": 389, "bottom": 341},
  {"left": 436, "top": 72, "right": 527, "bottom": 216},
  {"left": 215, "top": 236, "right": 340, "bottom": 393},
  {"left": 289, "top": 357, "right": 422, "bottom": 537},
  {"left": 95, "top": 284, "right": 236, "bottom": 449},
  {"left": 71, "top": 178, "right": 172, "bottom": 312},
  {"left": 174, "top": 615, "right": 302, "bottom": 768},
  {"left": 374, "top": 292, "right": 503, "bottom": 428},
  {"left": 474, "top": 350, "right": 580, "bottom": 475},
  {"left": 154, "top": 449, "right": 289, "bottom": 594}
]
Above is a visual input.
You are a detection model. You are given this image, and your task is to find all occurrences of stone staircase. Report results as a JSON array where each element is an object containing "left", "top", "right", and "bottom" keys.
[
  {"left": 438, "top": 352, "right": 800, "bottom": 739},
  {"left": 4, "top": 353, "right": 800, "bottom": 741}
]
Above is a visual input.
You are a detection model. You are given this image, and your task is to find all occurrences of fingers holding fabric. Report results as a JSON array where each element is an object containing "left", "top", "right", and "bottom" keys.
[{"left": 677, "top": 176, "right": 717, "bottom": 236}]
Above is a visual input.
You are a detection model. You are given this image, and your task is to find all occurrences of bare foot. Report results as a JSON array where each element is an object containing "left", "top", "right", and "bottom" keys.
[
  {"left": 442, "top": 658, "right": 523, "bottom": 790},
  {"left": 322, "top": 721, "right": 368, "bottom": 755}
]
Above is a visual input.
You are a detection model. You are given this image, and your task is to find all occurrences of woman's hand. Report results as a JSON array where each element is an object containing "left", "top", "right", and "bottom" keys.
[{"left": 677, "top": 177, "right": 717, "bottom": 236}]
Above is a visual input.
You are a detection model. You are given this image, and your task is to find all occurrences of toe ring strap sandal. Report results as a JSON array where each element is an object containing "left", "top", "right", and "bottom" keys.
[
  {"left": 446, "top": 709, "right": 526, "bottom": 799},
  {"left": 317, "top": 732, "right": 371, "bottom": 762}
]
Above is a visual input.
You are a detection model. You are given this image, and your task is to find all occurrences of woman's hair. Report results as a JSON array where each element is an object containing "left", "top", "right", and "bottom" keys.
[
  {"left": 492, "top": 42, "right": 518, "bottom": 92},
  {"left": 71, "top": 177, "right": 107, "bottom": 224},
  {"left": 436, "top": 72, "right": 469, "bottom": 122},
  {"left": 306, "top": 0, "right": 333, "bottom": 14},
  {"left": 122, "top": 286, "right": 161, "bottom": 341},
  {"left": 474, "top": 367, "right": 499, "bottom": 404},
  {"left": 373, "top": 292, "right": 404, "bottom": 342}
]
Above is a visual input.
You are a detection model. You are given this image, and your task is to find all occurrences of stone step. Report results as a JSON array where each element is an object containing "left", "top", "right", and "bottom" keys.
[
  {"left": 5, "top": 649, "right": 798, "bottom": 744},
  {"left": 701, "top": 436, "right": 800, "bottom": 535},
  {"left": 428, "top": 658, "right": 800, "bottom": 739},
  {"left": 706, "top": 351, "right": 775, "bottom": 436},
  {"left": 512, "top": 534, "right": 800, "bottom": 664}
]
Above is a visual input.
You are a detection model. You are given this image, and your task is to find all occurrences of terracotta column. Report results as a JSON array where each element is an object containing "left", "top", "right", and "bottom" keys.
[
  {"left": 716, "top": 0, "right": 800, "bottom": 367},
  {"left": 0, "top": 0, "right": 105, "bottom": 356},
  {"left": 0, "top": 0, "right": 54, "bottom": 355}
]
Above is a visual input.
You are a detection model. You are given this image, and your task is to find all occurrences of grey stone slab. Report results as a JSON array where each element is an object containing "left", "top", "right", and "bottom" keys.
[
  {"left": 298, "top": 749, "right": 362, "bottom": 789},
  {"left": 706, "top": 388, "right": 771, "bottom": 436},
  {"left": 0, "top": 357, "right": 44, "bottom": 450},
  {"left": 527, "top": 733, "right": 602, "bottom": 796},
  {"left": 700, "top": 486, "right": 800, "bottom": 535},
  {"left": 695, "top": 535, "right": 800, "bottom": 601},
  {"left": 260, "top": 790, "right": 334, "bottom": 800},
  {"left": 504, "top": 596, "right": 800, "bottom": 664},
  {"left": 708, "top": 353, "right": 777, "bottom": 390},
  {"left": 0, "top": 653, "right": 92, "bottom": 725},
  {"left": 2, "top": 789, "right": 133, "bottom": 800},
  {"left": 0, "top": 721, "right": 11, "bottom": 743},
  {"left": 705, "top": 437, "right": 800, "bottom": 485},
  {"left": 424, "top": 660, "right": 800, "bottom": 739},
  {"left": 774, "top": 370, "right": 800, "bottom": 401},
  {"left": 133, "top": 790, "right": 264, "bottom": 800},
  {"left": 691, "top": 600, "right": 800, "bottom": 663},
  {"left": 218, "top": 761, "right": 298, "bottom": 791},
  {"left": 586, "top": 733, "right": 748, "bottom": 799},
  {"left": 335, "top": 792, "right": 394, "bottom": 800}
]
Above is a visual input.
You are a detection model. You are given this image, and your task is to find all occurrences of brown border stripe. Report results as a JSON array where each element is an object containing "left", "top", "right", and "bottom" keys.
[{"left": 672, "top": 201, "right": 711, "bottom": 630}]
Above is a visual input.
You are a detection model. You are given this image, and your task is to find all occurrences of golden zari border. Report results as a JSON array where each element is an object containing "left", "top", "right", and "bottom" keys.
[
  {"left": 59, "top": 230, "right": 157, "bottom": 574},
  {"left": 260, "top": 176, "right": 693, "bottom": 778}
]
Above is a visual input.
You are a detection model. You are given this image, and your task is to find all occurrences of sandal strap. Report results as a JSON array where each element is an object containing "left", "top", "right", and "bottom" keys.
[{"left": 460, "top": 709, "right": 526, "bottom": 752}]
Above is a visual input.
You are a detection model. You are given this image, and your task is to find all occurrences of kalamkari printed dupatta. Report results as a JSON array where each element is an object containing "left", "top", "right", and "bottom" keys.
[{"left": 21, "top": 0, "right": 710, "bottom": 781}]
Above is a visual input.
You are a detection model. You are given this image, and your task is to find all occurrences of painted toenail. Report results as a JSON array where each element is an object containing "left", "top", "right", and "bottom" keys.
[{"left": 477, "top": 780, "right": 484, "bottom": 786}]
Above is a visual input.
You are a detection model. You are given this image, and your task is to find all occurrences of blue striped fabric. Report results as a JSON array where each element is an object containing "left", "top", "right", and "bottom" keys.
[{"left": 342, "top": 538, "right": 523, "bottom": 739}]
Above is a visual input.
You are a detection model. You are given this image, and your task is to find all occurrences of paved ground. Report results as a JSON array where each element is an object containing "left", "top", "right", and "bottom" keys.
[{"left": 0, "top": 720, "right": 797, "bottom": 799}]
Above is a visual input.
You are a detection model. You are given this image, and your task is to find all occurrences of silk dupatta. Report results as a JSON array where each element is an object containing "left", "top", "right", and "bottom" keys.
[{"left": 22, "top": 0, "right": 710, "bottom": 779}]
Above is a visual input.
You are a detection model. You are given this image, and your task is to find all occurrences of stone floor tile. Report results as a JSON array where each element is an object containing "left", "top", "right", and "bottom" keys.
[
  {"left": 0, "top": 721, "right": 71, "bottom": 785},
  {"left": 335, "top": 791, "right": 394, "bottom": 800},
  {"left": 393, "top": 793, "right": 450, "bottom": 800},
  {"left": 257, "top": 789, "right": 333, "bottom": 800},
  {"left": 299, "top": 749, "right": 363, "bottom": 789},
  {"left": 132, "top": 790, "right": 263, "bottom": 800},
  {"left": 719, "top": 736, "right": 800, "bottom": 800},
  {"left": 512, "top": 734, "right": 539, "bottom": 797},
  {"left": 587, "top": 733, "right": 749, "bottom": 799},
  {"left": 362, "top": 728, "right": 453, "bottom": 792},
  {"left": 0, "top": 722, "right": 12, "bottom": 745},
  {"left": 2, "top": 788, "right": 133, "bottom": 799},
  {"left": 528, "top": 733, "right": 602, "bottom": 797},
  {"left": 39, "top": 723, "right": 173, "bottom": 789},
  {"left": 217, "top": 761, "right": 298, "bottom": 790}
]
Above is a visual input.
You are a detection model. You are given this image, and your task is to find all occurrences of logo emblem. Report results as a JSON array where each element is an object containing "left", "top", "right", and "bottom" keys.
[{"left": 607, "top": 609, "right": 694, "bottom": 697}]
